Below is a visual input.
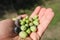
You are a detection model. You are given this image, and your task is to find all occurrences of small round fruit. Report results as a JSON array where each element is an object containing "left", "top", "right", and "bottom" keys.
[
  {"left": 35, "top": 19, "right": 39, "bottom": 22},
  {"left": 19, "top": 31, "right": 28, "bottom": 38},
  {"left": 14, "top": 27, "right": 21, "bottom": 34},
  {"left": 26, "top": 28, "right": 31, "bottom": 34},
  {"left": 15, "top": 19, "right": 20, "bottom": 27},
  {"left": 25, "top": 16, "right": 29, "bottom": 19},
  {"left": 29, "top": 22, "right": 33, "bottom": 26},
  {"left": 20, "top": 26, "right": 27, "bottom": 31},
  {"left": 23, "top": 18, "right": 26, "bottom": 22},
  {"left": 33, "top": 15, "right": 38, "bottom": 19},
  {"left": 20, "top": 20, "right": 25, "bottom": 25},
  {"left": 25, "top": 24, "right": 29, "bottom": 27},
  {"left": 30, "top": 26, "right": 36, "bottom": 32},
  {"left": 33, "top": 21, "right": 39, "bottom": 26},
  {"left": 25, "top": 20, "right": 29, "bottom": 23},
  {"left": 20, "top": 20, "right": 22, "bottom": 22},
  {"left": 12, "top": 18, "right": 17, "bottom": 21},
  {"left": 29, "top": 18, "right": 33, "bottom": 22}
]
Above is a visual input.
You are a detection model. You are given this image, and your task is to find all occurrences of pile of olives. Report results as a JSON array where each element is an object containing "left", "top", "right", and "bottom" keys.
[{"left": 12, "top": 15, "right": 39, "bottom": 39}]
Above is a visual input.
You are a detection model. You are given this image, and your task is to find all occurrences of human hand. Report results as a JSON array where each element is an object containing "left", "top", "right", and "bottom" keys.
[
  {"left": 0, "top": 6, "right": 54, "bottom": 40},
  {"left": 30, "top": 6, "right": 54, "bottom": 40},
  {"left": 0, "top": 15, "right": 29, "bottom": 40}
]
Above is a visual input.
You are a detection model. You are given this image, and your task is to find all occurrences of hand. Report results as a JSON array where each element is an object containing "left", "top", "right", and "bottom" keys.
[
  {"left": 0, "top": 6, "right": 54, "bottom": 40},
  {"left": 30, "top": 6, "right": 54, "bottom": 40}
]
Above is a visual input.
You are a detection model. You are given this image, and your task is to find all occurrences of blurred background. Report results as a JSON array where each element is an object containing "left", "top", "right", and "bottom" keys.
[{"left": 0, "top": 0, "right": 60, "bottom": 40}]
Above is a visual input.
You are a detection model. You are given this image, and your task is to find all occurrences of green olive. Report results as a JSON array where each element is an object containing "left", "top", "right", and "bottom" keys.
[
  {"left": 25, "top": 16, "right": 29, "bottom": 20},
  {"left": 29, "top": 18, "right": 33, "bottom": 22},
  {"left": 20, "top": 20, "right": 25, "bottom": 25},
  {"left": 33, "top": 21, "right": 39, "bottom": 26},
  {"left": 25, "top": 20, "right": 29, "bottom": 23},
  {"left": 23, "top": 18, "right": 26, "bottom": 22},
  {"left": 19, "top": 31, "right": 28, "bottom": 38},
  {"left": 35, "top": 19, "right": 39, "bottom": 22},
  {"left": 30, "top": 26, "right": 36, "bottom": 32},
  {"left": 20, "top": 21, "right": 25, "bottom": 25},
  {"left": 29, "top": 22, "right": 33, "bottom": 26},
  {"left": 33, "top": 15, "right": 38, "bottom": 19},
  {"left": 25, "top": 24, "right": 29, "bottom": 27},
  {"left": 26, "top": 28, "right": 31, "bottom": 34},
  {"left": 20, "top": 25, "right": 27, "bottom": 31},
  {"left": 12, "top": 18, "right": 17, "bottom": 21}
]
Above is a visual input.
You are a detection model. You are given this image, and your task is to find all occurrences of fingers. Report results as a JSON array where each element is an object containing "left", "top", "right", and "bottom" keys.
[
  {"left": 38, "top": 8, "right": 46, "bottom": 23},
  {"left": 17, "top": 14, "right": 27, "bottom": 19},
  {"left": 30, "top": 6, "right": 41, "bottom": 18},
  {"left": 37, "top": 8, "right": 54, "bottom": 37},
  {"left": 29, "top": 6, "right": 41, "bottom": 40},
  {"left": 15, "top": 36, "right": 32, "bottom": 40},
  {"left": 30, "top": 32, "right": 39, "bottom": 40},
  {"left": 40, "top": 8, "right": 53, "bottom": 23},
  {"left": 25, "top": 37, "right": 32, "bottom": 40}
]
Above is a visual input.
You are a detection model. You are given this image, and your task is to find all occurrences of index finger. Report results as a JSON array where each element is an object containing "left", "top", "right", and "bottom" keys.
[{"left": 30, "top": 6, "right": 41, "bottom": 18}]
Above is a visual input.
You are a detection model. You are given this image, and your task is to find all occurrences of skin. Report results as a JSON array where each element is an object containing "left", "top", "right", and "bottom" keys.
[{"left": 0, "top": 6, "right": 54, "bottom": 40}]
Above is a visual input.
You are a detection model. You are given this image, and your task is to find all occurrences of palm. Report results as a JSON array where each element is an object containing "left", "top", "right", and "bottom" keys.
[
  {"left": 0, "top": 6, "right": 54, "bottom": 40},
  {"left": 30, "top": 6, "right": 54, "bottom": 40}
]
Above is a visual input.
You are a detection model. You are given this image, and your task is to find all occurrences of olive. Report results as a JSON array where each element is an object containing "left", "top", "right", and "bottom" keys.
[
  {"left": 25, "top": 20, "right": 29, "bottom": 23},
  {"left": 33, "top": 15, "right": 38, "bottom": 19},
  {"left": 25, "top": 16, "right": 29, "bottom": 20},
  {"left": 14, "top": 27, "right": 21, "bottom": 34},
  {"left": 19, "top": 31, "right": 28, "bottom": 38},
  {"left": 20, "top": 20, "right": 25, "bottom": 25},
  {"left": 25, "top": 24, "right": 29, "bottom": 27},
  {"left": 20, "top": 25, "right": 27, "bottom": 31},
  {"left": 33, "top": 21, "right": 39, "bottom": 26},
  {"left": 15, "top": 19, "right": 20, "bottom": 27},
  {"left": 26, "top": 28, "right": 31, "bottom": 34},
  {"left": 29, "top": 22, "right": 33, "bottom": 26},
  {"left": 30, "top": 26, "right": 36, "bottom": 32},
  {"left": 12, "top": 18, "right": 17, "bottom": 21}
]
